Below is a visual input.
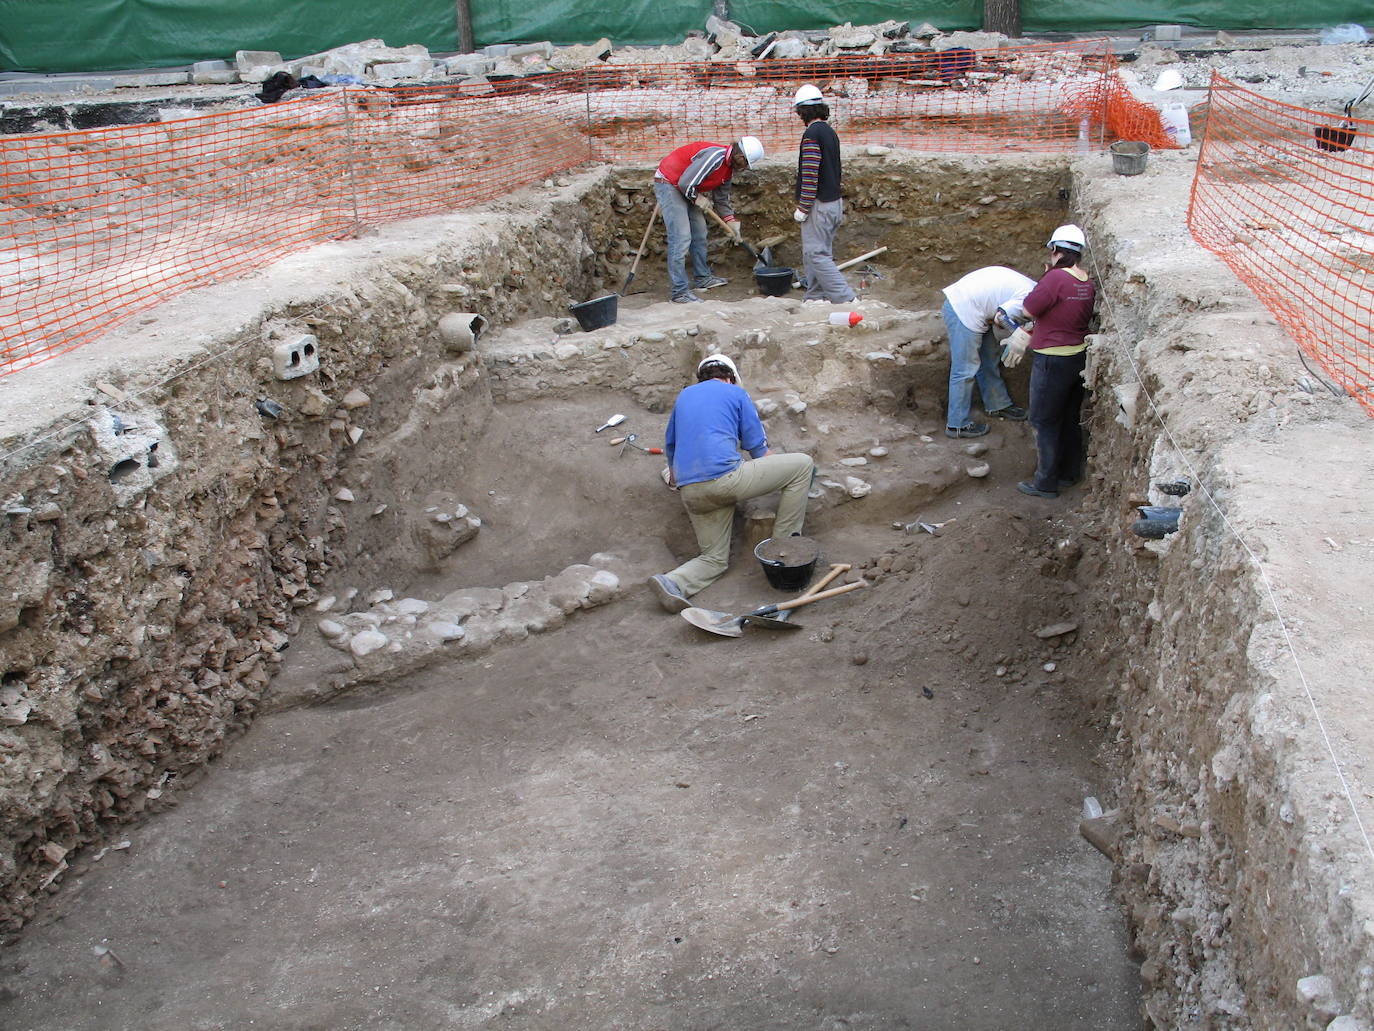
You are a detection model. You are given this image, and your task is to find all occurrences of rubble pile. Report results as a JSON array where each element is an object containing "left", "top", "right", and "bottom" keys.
[{"left": 194, "top": 17, "right": 1019, "bottom": 96}]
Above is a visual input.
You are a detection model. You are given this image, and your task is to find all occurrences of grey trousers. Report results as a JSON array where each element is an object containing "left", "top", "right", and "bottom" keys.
[{"left": 801, "top": 199, "right": 856, "bottom": 303}]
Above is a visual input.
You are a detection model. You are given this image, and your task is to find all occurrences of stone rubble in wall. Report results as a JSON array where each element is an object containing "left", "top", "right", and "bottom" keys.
[
  {"left": 311, "top": 557, "right": 626, "bottom": 694},
  {"left": 180, "top": 16, "right": 1022, "bottom": 95}
]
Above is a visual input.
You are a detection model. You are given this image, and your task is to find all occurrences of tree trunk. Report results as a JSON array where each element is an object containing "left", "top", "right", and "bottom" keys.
[
  {"left": 983, "top": 0, "right": 1021, "bottom": 37},
  {"left": 455, "top": 0, "right": 475, "bottom": 53}
]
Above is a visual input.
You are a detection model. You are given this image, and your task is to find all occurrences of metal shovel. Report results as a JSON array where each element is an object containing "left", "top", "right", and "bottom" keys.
[
  {"left": 680, "top": 580, "right": 866, "bottom": 639},
  {"left": 703, "top": 207, "right": 774, "bottom": 268},
  {"left": 620, "top": 202, "right": 659, "bottom": 295},
  {"left": 761, "top": 562, "right": 851, "bottom": 629}
]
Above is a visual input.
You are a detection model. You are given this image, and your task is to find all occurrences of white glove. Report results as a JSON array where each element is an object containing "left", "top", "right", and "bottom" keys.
[
  {"left": 723, "top": 217, "right": 742, "bottom": 240},
  {"left": 1001, "top": 327, "right": 1031, "bottom": 368},
  {"left": 793, "top": 207, "right": 808, "bottom": 223},
  {"left": 693, "top": 193, "right": 712, "bottom": 212}
]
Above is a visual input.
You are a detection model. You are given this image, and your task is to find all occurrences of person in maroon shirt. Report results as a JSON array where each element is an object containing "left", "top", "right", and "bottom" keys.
[{"left": 1011, "top": 225, "right": 1096, "bottom": 499}]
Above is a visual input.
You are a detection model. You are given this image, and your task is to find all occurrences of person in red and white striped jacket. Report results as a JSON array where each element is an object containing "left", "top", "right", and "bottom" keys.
[{"left": 653, "top": 137, "right": 764, "bottom": 303}]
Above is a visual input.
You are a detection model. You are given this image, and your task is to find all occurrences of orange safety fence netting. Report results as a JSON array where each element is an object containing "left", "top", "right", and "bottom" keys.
[
  {"left": 1188, "top": 72, "right": 1374, "bottom": 414},
  {"left": 0, "top": 40, "right": 1166, "bottom": 376}
]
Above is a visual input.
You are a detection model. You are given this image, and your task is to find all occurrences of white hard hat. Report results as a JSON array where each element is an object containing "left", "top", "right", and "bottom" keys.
[
  {"left": 698, "top": 353, "right": 741, "bottom": 384},
  {"left": 737, "top": 136, "right": 764, "bottom": 167},
  {"left": 794, "top": 84, "right": 824, "bottom": 106},
  {"left": 1048, "top": 224, "right": 1086, "bottom": 251}
]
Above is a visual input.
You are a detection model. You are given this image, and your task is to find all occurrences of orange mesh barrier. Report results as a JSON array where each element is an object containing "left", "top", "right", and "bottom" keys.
[
  {"left": 1189, "top": 73, "right": 1374, "bottom": 413},
  {"left": 0, "top": 40, "right": 1164, "bottom": 375}
]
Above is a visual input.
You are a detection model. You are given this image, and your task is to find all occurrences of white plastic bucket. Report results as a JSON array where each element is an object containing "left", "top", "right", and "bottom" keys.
[{"left": 1160, "top": 103, "right": 1192, "bottom": 147}]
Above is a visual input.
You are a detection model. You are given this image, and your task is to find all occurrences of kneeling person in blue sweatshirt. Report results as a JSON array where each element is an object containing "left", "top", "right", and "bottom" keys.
[{"left": 649, "top": 354, "right": 815, "bottom": 612}]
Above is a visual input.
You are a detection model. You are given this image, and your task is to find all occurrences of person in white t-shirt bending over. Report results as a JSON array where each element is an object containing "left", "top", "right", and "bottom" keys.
[{"left": 940, "top": 265, "right": 1035, "bottom": 438}]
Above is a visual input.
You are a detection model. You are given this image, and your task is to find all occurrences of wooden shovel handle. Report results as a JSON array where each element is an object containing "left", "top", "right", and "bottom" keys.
[
  {"left": 798, "top": 562, "right": 850, "bottom": 599},
  {"left": 773, "top": 579, "right": 865, "bottom": 613},
  {"left": 627, "top": 202, "right": 659, "bottom": 279},
  {"left": 835, "top": 246, "right": 887, "bottom": 273},
  {"left": 702, "top": 206, "right": 761, "bottom": 259}
]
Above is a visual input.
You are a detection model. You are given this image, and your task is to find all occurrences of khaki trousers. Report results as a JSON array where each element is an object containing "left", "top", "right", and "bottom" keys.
[{"left": 667, "top": 452, "right": 814, "bottom": 596}]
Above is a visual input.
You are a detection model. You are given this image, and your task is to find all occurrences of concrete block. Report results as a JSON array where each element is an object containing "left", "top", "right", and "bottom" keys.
[
  {"left": 238, "top": 64, "right": 288, "bottom": 84},
  {"left": 302, "top": 54, "right": 367, "bottom": 78},
  {"left": 507, "top": 41, "right": 555, "bottom": 59},
  {"left": 236, "top": 50, "right": 283, "bottom": 72},
  {"left": 442, "top": 54, "right": 495, "bottom": 77},
  {"left": 272, "top": 334, "right": 319, "bottom": 379},
  {"left": 1153, "top": 24, "right": 1182, "bottom": 41},
  {"left": 483, "top": 44, "right": 515, "bottom": 57},
  {"left": 191, "top": 60, "right": 231, "bottom": 73},
  {"left": 369, "top": 59, "right": 435, "bottom": 80},
  {"left": 191, "top": 70, "right": 239, "bottom": 85},
  {"left": 0, "top": 76, "right": 117, "bottom": 97}
]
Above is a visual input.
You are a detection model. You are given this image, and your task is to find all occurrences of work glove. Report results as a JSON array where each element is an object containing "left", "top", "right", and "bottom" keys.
[
  {"left": 793, "top": 207, "right": 809, "bottom": 223},
  {"left": 693, "top": 193, "right": 712, "bottom": 212},
  {"left": 1001, "top": 327, "right": 1031, "bottom": 368},
  {"left": 721, "top": 215, "right": 741, "bottom": 240}
]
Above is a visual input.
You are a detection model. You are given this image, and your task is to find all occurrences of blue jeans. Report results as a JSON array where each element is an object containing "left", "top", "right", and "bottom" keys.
[
  {"left": 942, "top": 299, "right": 1012, "bottom": 428},
  {"left": 654, "top": 180, "right": 710, "bottom": 299},
  {"left": 1028, "top": 350, "right": 1087, "bottom": 492}
]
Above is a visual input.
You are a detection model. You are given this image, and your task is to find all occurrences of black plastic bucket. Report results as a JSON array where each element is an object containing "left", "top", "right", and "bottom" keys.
[
  {"left": 568, "top": 293, "right": 618, "bottom": 332},
  {"left": 754, "top": 535, "right": 820, "bottom": 591},
  {"left": 754, "top": 266, "right": 794, "bottom": 297},
  {"left": 1109, "top": 140, "right": 1150, "bottom": 175},
  {"left": 1315, "top": 123, "right": 1357, "bottom": 153}
]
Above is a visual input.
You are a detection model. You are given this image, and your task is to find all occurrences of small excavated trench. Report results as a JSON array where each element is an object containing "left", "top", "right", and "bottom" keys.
[{"left": 1, "top": 153, "right": 1361, "bottom": 1029}]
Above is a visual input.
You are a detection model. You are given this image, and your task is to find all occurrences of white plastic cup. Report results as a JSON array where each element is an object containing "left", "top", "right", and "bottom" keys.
[{"left": 828, "top": 311, "right": 863, "bottom": 327}]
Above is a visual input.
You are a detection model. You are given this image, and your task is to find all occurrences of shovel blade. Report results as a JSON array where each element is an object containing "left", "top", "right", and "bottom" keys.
[
  {"left": 680, "top": 606, "right": 743, "bottom": 638},
  {"left": 740, "top": 611, "right": 802, "bottom": 630}
]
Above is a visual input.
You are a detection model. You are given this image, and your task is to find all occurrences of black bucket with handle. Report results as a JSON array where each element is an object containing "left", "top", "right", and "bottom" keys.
[
  {"left": 568, "top": 293, "right": 618, "bottom": 331},
  {"left": 753, "top": 266, "right": 794, "bottom": 297},
  {"left": 754, "top": 535, "right": 820, "bottom": 591}
]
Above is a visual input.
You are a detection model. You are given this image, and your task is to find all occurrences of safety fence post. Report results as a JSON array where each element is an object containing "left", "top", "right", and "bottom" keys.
[
  {"left": 584, "top": 67, "right": 594, "bottom": 166},
  {"left": 339, "top": 88, "right": 364, "bottom": 238}
]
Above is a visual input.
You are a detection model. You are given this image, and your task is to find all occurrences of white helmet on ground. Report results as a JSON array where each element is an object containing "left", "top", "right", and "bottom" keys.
[
  {"left": 737, "top": 136, "right": 764, "bottom": 167},
  {"left": 698, "top": 353, "right": 741, "bottom": 384},
  {"left": 794, "top": 84, "right": 824, "bottom": 107},
  {"left": 1048, "top": 224, "right": 1086, "bottom": 252}
]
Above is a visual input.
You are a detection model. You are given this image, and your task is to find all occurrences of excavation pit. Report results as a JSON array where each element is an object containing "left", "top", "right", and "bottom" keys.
[{"left": 0, "top": 151, "right": 1370, "bottom": 1031}]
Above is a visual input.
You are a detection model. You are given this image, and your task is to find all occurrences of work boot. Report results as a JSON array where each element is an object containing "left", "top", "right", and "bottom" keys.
[
  {"left": 694, "top": 275, "right": 728, "bottom": 290},
  {"left": 1017, "top": 481, "right": 1058, "bottom": 499},
  {"left": 671, "top": 291, "right": 703, "bottom": 304},
  {"left": 987, "top": 405, "right": 1028, "bottom": 421},
  {"left": 945, "top": 421, "right": 989, "bottom": 439},
  {"left": 649, "top": 574, "right": 691, "bottom": 613}
]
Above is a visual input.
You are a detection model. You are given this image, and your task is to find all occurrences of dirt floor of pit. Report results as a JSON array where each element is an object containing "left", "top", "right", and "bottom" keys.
[{"left": 0, "top": 382, "right": 1140, "bottom": 1029}]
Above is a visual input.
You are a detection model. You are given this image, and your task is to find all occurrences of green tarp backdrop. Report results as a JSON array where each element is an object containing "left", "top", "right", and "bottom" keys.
[{"left": 0, "top": 0, "right": 1367, "bottom": 73}]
